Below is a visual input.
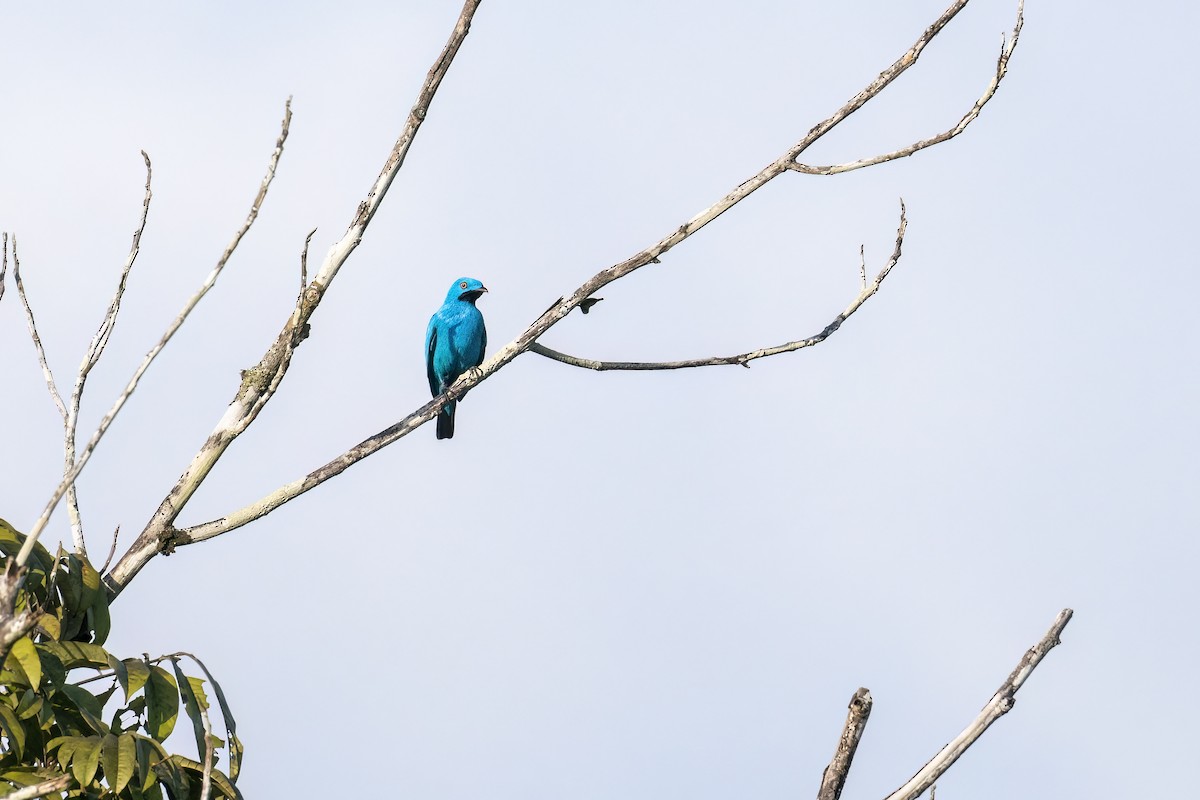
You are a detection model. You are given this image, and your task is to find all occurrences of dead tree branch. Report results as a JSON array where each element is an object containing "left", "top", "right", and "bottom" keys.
[
  {"left": 57, "top": 151, "right": 154, "bottom": 557},
  {"left": 104, "top": 0, "right": 485, "bottom": 596},
  {"left": 530, "top": 202, "right": 906, "bottom": 371},
  {"left": 790, "top": 0, "right": 1024, "bottom": 177},
  {"left": 0, "top": 233, "right": 7, "bottom": 305},
  {"left": 881, "top": 608, "right": 1074, "bottom": 800},
  {"left": 0, "top": 561, "right": 42, "bottom": 665},
  {"left": 144, "top": 0, "right": 1019, "bottom": 558},
  {"left": 16, "top": 104, "right": 289, "bottom": 570},
  {"left": 12, "top": 238, "right": 68, "bottom": 422},
  {"left": 0, "top": 773, "right": 73, "bottom": 800},
  {"left": 818, "top": 687, "right": 873, "bottom": 800}
]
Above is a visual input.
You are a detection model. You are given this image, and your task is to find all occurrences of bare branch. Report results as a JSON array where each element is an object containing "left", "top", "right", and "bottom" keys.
[
  {"left": 100, "top": 526, "right": 120, "bottom": 574},
  {"left": 1, "top": 773, "right": 73, "bottom": 800},
  {"left": 104, "top": 0, "right": 484, "bottom": 597},
  {"left": 530, "top": 204, "right": 906, "bottom": 371},
  {"left": 127, "top": 0, "right": 1013, "bottom": 555},
  {"left": 818, "top": 687, "right": 873, "bottom": 800},
  {"left": 12, "top": 237, "right": 68, "bottom": 421},
  {"left": 16, "top": 103, "right": 290, "bottom": 570},
  {"left": 789, "top": 0, "right": 1024, "bottom": 176},
  {"left": 1, "top": 233, "right": 8, "bottom": 305},
  {"left": 883, "top": 608, "right": 1075, "bottom": 800},
  {"left": 0, "top": 562, "right": 42, "bottom": 664},
  {"left": 61, "top": 151, "right": 154, "bottom": 557},
  {"left": 299, "top": 227, "right": 316, "bottom": 295}
]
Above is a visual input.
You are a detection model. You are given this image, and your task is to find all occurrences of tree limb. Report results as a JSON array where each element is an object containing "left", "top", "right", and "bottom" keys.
[
  {"left": 1, "top": 773, "right": 73, "bottom": 800},
  {"left": 0, "top": 232, "right": 7, "bottom": 305},
  {"left": 818, "top": 687, "right": 873, "bottom": 800},
  {"left": 11, "top": 237, "right": 68, "bottom": 422},
  {"left": 882, "top": 608, "right": 1074, "bottom": 800},
  {"left": 104, "top": 0, "right": 485, "bottom": 597},
  {"left": 125, "top": 0, "right": 1019, "bottom": 556},
  {"left": 0, "top": 562, "right": 42, "bottom": 665},
  {"left": 58, "top": 151, "right": 155, "bottom": 558},
  {"left": 530, "top": 202, "right": 906, "bottom": 371},
  {"left": 16, "top": 104, "right": 289, "bottom": 570},
  {"left": 789, "top": 0, "right": 1023, "bottom": 177}
]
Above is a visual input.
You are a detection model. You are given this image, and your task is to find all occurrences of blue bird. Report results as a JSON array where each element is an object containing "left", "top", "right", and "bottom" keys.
[{"left": 425, "top": 277, "right": 488, "bottom": 439}]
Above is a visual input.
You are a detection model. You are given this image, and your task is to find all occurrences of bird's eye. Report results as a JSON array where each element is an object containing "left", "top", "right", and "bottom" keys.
[{"left": 459, "top": 281, "right": 468, "bottom": 289}]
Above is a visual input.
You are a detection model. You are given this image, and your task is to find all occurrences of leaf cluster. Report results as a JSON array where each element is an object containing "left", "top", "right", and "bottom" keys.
[{"left": 0, "top": 520, "right": 242, "bottom": 799}]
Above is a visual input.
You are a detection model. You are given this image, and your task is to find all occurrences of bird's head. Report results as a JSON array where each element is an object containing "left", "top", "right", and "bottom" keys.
[{"left": 447, "top": 277, "right": 488, "bottom": 303}]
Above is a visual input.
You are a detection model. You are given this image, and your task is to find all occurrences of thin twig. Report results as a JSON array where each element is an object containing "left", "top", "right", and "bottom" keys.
[
  {"left": 788, "top": 0, "right": 1024, "bottom": 177},
  {"left": 12, "top": 237, "right": 68, "bottom": 420},
  {"left": 17, "top": 103, "right": 291, "bottom": 570},
  {"left": 100, "top": 527, "right": 120, "bottom": 573},
  {"left": 882, "top": 609, "right": 1074, "bottom": 800},
  {"left": 817, "top": 687, "right": 873, "bottom": 800},
  {"left": 530, "top": 203, "right": 905, "bottom": 371},
  {"left": 1, "top": 232, "right": 8, "bottom": 305},
  {"left": 104, "top": 1, "right": 484, "bottom": 597},
  {"left": 61, "top": 151, "right": 154, "bottom": 556},
  {"left": 137, "top": 0, "right": 1018, "bottom": 553},
  {"left": 299, "top": 227, "right": 316, "bottom": 295}
]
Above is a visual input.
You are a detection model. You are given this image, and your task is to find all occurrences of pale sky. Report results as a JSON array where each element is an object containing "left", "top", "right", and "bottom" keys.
[{"left": 2, "top": 1, "right": 1197, "bottom": 798}]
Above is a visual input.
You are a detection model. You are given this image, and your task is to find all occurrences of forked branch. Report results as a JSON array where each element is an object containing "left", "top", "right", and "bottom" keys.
[
  {"left": 59, "top": 151, "right": 154, "bottom": 557},
  {"left": 129, "top": 0, "right": 1020, "bottom": 562},
  {"left": 818, "top": 687, "right": 873, "bottom": 800},
  {"left": 104, "top": 0, "right": 485, "bottom": 596},
  {"left": 881, "top": 608, "right": 1074, "bottom": 800},
  {"left": 17, "top": 104, "right": 289, "bottom": 569},
  {"left": 530, "top": 203, "right": 906, "bottom": 371},
  {"left": 813, "top": 608, "right": 1071, "bottom": 800}
]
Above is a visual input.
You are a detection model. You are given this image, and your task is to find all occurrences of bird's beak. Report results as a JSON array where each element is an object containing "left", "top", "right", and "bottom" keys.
[{"left": 480, "top": 286, "right": 489, "bottom": 293}]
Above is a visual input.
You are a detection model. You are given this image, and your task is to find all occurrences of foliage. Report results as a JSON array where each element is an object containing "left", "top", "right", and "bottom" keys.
[{"left": 0, "top": 520, "right": 242, "bottom": 799}]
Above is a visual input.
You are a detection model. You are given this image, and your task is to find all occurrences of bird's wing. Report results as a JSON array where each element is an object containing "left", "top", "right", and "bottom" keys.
[
  {"left": 478, "top": 321, "right": 487, "bottom": 367},
  {"left": 425, "top": 316, "right": 440, "bottom": 395}
]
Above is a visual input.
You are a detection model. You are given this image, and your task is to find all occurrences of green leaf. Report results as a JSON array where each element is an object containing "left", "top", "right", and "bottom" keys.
[
  {"left": 0, "top": 518, "right": 54, "bottom": 574},
  {"left": 0, "top": 702, "right": 26, "bottom": 758},
  {"left": 186, "top": 654, "right": 241, "bottom": 781},
  {"left": 80, "top": 559, "right": 110, "bottom": 645},
  {"left": 100, "top": 733, "right": 119, "bottom": 791},
  {"left": 107, "top": 654, "right": 129, "bottom": 698},
  {"left": 2, "top": 656, "right": 31, "bottom": 690},
  {"left": 0, "top": 767, "right": 65, "bottom": 788},
  {"left": 37, "top": 641, "right": 110, "bottom": 671},
  {"left": 123, "top": 659, "right": 150, "bottom": 699},
  {"left": 15, "top": 689, "right": 43, "bottom": 720},
  {"left": 134, "top": 735, "right": 168, "bottom": 792},
  {"left": 139, "top": 779, "right": 164, "bottom": 800},
  {"left": 55, "top": 560, "right": 85, "bottom": 641},
  {"left": 115, "top": 733, "right": 137, "bottom": 795},
  {"left": 166, "top": 755, "right": 243, "bottom": 800},
  {"left": 34, "top": 613, "right": 60, "bottom": 642},
  {"left": 8, "top": 638, "right": 40, "bottom": 691},
  {"left": 144, "top": 666, "right": 178, "bottom": 741},
  {"left": 51, "top": 735, "right": 84, "bottom": 770},
  {"left": 58, "top": 684, "right": 108, "bottom": 735},
  {"left": 70, "top": 735, "right": 101, "bottom": 787},
  {"left": 37, "top": 649, "right": 65, "bottom": 689},
  {"left": 171, "top": 660, "right": 208, "bottom": 766},
  {"left": 99, "top": 732, "right": 136, "bottom": 795},
  {"left": 150, "top": 751, "right": 188, "bottom": 798}
]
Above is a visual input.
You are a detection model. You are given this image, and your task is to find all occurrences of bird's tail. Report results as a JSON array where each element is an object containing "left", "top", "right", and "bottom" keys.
[{"left": 436, "top": 401, "right": 456, "bottom": 440}]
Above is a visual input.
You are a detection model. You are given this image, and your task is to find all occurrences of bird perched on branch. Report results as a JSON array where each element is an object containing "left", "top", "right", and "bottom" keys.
[{"left": 425, "top": 277, "right": 488, "bottom": 439}]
